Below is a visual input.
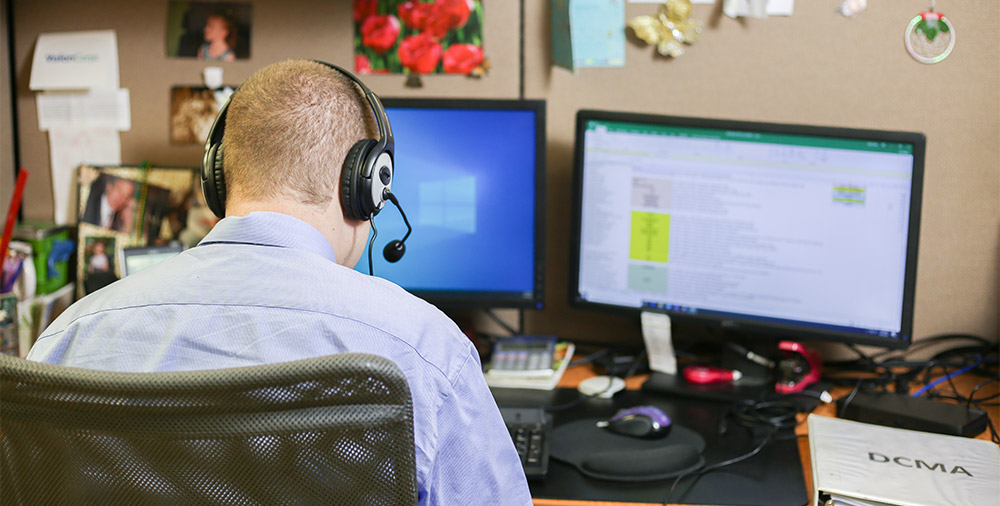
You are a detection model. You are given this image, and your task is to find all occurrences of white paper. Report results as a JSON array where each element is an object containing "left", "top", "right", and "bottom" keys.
[
  {"left": 641, "top": 311, "right": 676, "bottom": 375},
  {"left": 30, "top": 30, "right": 119, "bottom": 91},
  {"left": 723, "top": 0, "right": 794, "bottom": 18},
  {"left": 48, "top": 126, "right": 121, "bottom": 225},
  {"left": 37, "top": 89, "right": 130, "bottom": 131},
  {"left": 630, "top": 0, "right": 714, "bottom": 3}
]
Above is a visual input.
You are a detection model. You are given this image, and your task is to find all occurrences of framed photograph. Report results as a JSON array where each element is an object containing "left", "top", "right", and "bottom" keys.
[
  {"left": 82, "top": 235, "right": 118, "bottom": 295},
  {"left": 166, "top": 1, "right": 253, "bottom": 60},
  {"left": 170, "top": 86, "right": 234, "bottom": 144},
  {"left": 76, "top": 165, "right": 208, "bottom": 298}
]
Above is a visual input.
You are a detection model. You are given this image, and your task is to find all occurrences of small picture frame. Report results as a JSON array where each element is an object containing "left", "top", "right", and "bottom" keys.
[
  {"left": 76, "top": 165, "right": 205, "bottom": 298},
  {"left": 166, "top": 1, "right": 253, "bottom": 61}
]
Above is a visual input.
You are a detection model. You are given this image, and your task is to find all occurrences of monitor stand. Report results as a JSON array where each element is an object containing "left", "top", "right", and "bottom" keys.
[
  {"left": 642, "top": 371, "right": 775, "bottom": 403},
  {"left": 642, "top": 338, "right": 778, "bottom": 402}
]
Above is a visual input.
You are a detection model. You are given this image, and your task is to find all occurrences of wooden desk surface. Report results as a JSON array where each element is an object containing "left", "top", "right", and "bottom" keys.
[{"left": 531, "top": 365, "right": 1000, "bottom": 506}]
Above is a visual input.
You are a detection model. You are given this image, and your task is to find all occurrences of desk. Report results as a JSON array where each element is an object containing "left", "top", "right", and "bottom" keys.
[{"left": 519, "top": 365, "right": 1000, "bottom": 506}]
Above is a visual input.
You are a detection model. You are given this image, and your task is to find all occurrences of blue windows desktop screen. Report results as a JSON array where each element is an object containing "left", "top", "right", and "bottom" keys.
[{"left": 356, "top": 99, "right": 545, "bottom": 309}]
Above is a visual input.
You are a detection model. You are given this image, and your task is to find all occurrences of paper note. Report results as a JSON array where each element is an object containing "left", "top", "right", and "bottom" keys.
[
  {"left": 30, "top": 30, "right": 120, "bottom": 90},
  {"left": 36, "top": 89, "right": 131, "bottom": 131},
  {"left": 630, "top": 0, "right": 714, "bottom": 3},
  {"left": 552, "top": 0, "right": 626, "bottom": 71},
  {"left": 723, "top": 0, "right": 794, "bottom": 18},
  {"left": 641, "top": 311, "right": 676, "bottom": 375},
  {"left": 48, "top": 127, "right": 121, "bottom": 225}
]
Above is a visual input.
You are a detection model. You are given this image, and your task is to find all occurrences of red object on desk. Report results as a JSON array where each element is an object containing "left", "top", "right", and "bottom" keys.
[
  {"left": 1, "top": 169, "right": 29, "bottom": 275},
  {"left": 775, "top": 340, "right": 822, "bottom": 394},
  {"left": 683, "top": 365, "right": 742, "bottom": 384}
]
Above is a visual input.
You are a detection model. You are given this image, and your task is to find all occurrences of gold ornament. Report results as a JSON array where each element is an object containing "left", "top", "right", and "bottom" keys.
[{"left": 628, "top": 0, "right": 702, "bottom": 58}]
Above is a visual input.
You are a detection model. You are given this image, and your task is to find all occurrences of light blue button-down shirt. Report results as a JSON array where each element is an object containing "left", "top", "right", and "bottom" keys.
[{"left": 29, "top": 211, "right": 532, "bottom": 506}]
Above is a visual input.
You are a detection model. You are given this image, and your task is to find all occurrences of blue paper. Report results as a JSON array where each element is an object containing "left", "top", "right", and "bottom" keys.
[{"left": 552, "top": 0, "right": 626, "bottom": 71}]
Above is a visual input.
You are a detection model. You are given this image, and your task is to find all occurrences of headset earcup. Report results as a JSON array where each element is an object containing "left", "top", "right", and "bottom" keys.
[
  {"left": 202, "top": 143, "right": 227, "bottom": 218},
  {"left": 341, "top": 139, "right": 377, "bottom": 220}
]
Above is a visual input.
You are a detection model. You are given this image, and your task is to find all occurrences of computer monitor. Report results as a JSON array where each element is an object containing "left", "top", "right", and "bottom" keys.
[
  {"left": 120, "top": 243, "right": 185, "bottom": 277},
  {"left": 569, "top": 110, "right": 925, "bottom": 351},
  {"left": 357, "top": 98, "right": 546, "bottom": 309}
]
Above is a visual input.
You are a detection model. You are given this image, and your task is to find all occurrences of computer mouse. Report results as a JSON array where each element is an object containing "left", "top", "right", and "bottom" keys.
[{"left": 596, "top": 405, "right": 671, "bottom": 439}]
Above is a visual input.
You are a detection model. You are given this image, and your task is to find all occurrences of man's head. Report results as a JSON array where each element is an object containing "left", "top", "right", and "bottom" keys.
[
  {"left": 220, "top": 59, "right": 378, "bottom": 265},
  {"left": 105, "top": 178, "right": 135, "bottom": 212}
]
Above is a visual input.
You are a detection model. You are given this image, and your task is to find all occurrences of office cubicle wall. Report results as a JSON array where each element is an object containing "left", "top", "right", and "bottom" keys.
[{"left": 9, "top": 1, "right": 999, "bottom": 349}]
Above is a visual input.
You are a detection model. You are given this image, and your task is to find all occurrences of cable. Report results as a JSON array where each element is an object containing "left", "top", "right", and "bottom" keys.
[
  {"left": 484, "top": 309, "right": 518, "bottom": 336},
  {"left": 837, "top": 378, "right": 864, "bottom": 418},
  {"left": 665, "top": 428, "right": 776, "bottom": 505},
  {"left": 911, "top": 356, "right": 982, "bottom": 397},
  {"left": 366, "top": 217, "right": 378, "bottom": 276}
]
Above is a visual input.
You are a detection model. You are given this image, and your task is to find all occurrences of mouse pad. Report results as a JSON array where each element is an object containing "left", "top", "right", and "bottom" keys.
[{"left": 549, "top": 418, "right": 706, "bottom": 482}]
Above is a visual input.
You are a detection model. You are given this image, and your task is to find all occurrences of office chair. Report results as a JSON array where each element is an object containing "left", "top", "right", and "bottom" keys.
[{"left": 0, "top": 353, "right": 418, "bottom": 505}]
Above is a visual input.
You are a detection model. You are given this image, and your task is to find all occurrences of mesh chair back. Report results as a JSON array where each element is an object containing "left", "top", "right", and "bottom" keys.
[{"left": 1, "top": 353, "right": 417, "bottom": 505}]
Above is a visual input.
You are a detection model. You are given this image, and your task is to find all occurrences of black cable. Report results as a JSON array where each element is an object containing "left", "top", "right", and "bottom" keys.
[
  {"left": 484, "top": 309, "right": 518, "bottom": 336},
  {"left": 966, "top": 377, "right": 999, "bottom": 409},
  {"left": 838, "top": 378, "right": 864, "bottom": 418},
  {"left": 665, "top": 428, "right": 776, "bottom": 505},
  {"left": 366, "top": 217, "right": 378, "bottom": 276}
]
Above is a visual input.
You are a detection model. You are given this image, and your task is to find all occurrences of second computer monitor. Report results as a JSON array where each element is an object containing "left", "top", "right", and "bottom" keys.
[{"left": 357, "top": 98, "right": 546, "bottom": 309}]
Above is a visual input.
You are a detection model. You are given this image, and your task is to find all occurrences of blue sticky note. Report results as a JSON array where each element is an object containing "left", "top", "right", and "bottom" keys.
[{"left": 552, "top": 0, "right": 626, "bottom": 71}]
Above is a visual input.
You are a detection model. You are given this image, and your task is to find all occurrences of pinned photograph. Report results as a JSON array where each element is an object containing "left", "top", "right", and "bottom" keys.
[
  {"left": 82, "top": 235, "right": 118, "bottom": 295},
  {"left": 166, "top": 1, "right": 252, "bottom": 60},
  {"left": 170, "top": 86, "right": 233, "bottom": 144},
  {"left": 353, "top": 0, "right": 486, "bottom": 75}
]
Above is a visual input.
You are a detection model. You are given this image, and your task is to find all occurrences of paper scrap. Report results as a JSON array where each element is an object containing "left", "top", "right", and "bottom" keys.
[
  {"left": 48, "top": 127, "right": 121, "bottom": 225},
  {"left": 641, "top": 311, "right": 676, "bottom": 375},
  {"left": 30, "top": 30, "right": 120, "bottom": 91},
  {"left": 552, "top": 0, "right": 626, "bottom": 72},
  {"left": 723, "top": 0, "right": 794, "bottom": 18},
  {"left": 36, "top": 89, "right": 131, "bottom": 131}
]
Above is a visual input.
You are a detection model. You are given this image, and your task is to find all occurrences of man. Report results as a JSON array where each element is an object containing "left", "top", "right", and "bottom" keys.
[
  {"left": 81, "top": 175, "right": 136, "bottom": 232},
  {"left": 28, "top": 59, "right": 532, "bottom": 505}
]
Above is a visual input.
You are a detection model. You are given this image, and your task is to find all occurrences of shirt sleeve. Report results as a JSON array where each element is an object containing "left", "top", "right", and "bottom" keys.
[{"left": 423, "top": 352, "right": 533, "bottom": 506}]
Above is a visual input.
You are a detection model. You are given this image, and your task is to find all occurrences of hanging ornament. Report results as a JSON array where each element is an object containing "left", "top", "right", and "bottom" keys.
[
  {"left": 904, "top": 1, "right": 955, "bottom": 64},
  {"left": 628, "top": 0, "right": 702, "bottom": 58}
]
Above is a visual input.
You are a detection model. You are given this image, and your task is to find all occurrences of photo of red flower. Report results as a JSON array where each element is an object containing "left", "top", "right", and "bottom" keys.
[
  {"left": 399, "top": 33, "right": 442, "bottom": 74},
  {"left": 361, "top": 14, "right": 401, "bottom": 54},
  {"left": 442, "top": 43, "right": 483, "bottom": 74},
  {"left": 353, "top": 0, "right": 484, "bottom": 75}
]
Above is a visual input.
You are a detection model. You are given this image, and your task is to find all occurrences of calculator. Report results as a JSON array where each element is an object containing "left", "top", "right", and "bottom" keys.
[{"left": 487, "top": 336, "right": 558, "bottom": 377}]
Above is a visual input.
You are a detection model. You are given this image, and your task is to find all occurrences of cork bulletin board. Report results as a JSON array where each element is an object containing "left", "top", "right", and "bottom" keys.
[{"left": 8, "top": 1, "right": 998, "bottom": 348}]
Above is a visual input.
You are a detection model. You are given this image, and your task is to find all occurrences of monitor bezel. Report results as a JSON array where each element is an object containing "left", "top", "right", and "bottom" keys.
[
  {"left": 378, "top": 97, "right": 547, "bottom": 310},
  {"left": 568, "top": 109, "right": 925, "bottom": 349}
]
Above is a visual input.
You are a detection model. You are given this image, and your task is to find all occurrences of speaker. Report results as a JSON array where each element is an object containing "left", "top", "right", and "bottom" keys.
[{"left": 201, "top": 60, "right": 394, "bottom": 220}]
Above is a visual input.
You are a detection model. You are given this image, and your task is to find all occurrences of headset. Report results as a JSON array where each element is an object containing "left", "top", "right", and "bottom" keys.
[
  {"left": 201, "top": 60, "right": 410, "bottom": 269},
  {"left": 201, "top": 60, "right": 394, "bottom": 223}
]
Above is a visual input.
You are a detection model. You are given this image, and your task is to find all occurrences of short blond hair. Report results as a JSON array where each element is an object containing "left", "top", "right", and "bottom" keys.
[{"left": 222, "top": 59, "right": 376, "bottom": 207}]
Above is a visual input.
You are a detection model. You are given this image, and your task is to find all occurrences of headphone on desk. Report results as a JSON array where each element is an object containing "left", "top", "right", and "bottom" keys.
[{"left": 201, "top": 60, "right": 395, "bottom": 223}]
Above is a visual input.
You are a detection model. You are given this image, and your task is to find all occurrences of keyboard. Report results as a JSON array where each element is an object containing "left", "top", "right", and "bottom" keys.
[{"left": 499, "top": 405, "right": 551, "bottom": 480}]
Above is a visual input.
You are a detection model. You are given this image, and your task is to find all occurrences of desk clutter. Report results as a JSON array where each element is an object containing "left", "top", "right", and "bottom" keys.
[{"left": 487, "top": 331, "right": 997, "bottom": 505}]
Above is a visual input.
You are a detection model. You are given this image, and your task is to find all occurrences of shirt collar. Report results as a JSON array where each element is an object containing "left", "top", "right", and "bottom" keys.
[{"left": 198, "top": 211, "right": 338, "bottom": 263}]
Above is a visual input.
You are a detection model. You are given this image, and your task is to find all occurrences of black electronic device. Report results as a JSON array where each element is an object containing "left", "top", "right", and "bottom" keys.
[
  {"left": 837, "top": 391, "right": 988, "bottom": 437},
  {"left": 568, "top": 110, "right": 926, "bottom": 400},
  {"left": 500, "top": 405, "right": 552, "bottom": 480},
  {"left": 355, "top": 98, "right": 547, "bottom": 309}
]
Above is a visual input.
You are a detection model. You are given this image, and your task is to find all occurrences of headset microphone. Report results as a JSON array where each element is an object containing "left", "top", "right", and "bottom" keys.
[{"left": 382, "top": 190, "right": 411, "bottom": 263}]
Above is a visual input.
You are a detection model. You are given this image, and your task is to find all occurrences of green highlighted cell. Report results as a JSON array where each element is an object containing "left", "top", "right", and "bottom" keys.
[
  {"left": 630, "top": 211, "right": 670, "bottom": 263},
  {"left": 628, "top": 264, "right": 668, "bottom": 293}
]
